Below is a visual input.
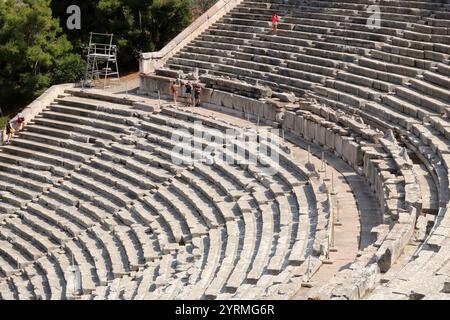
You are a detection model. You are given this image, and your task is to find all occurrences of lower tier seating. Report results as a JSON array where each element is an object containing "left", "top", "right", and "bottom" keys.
[{"left": 0, "top": 89, "right": 362, "bottom": 300}]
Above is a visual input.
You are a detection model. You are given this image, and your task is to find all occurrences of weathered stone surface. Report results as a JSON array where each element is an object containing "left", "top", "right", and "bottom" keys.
[
  {"left": 272, "top": 92, "right": 297, "bottom": 103},
  {"left": 200, "top": 75, "right": 272, "bottom": 99}
]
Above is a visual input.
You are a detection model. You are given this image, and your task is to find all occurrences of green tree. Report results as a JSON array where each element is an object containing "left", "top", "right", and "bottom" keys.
[
  {"left": 51, "top": 0, "right": 192, "bottom": 69},
  {"left": 194, "top": 0, "right": 217, "bottom": 11},
  {"left": 0, "top": 0, "right": 84, "bottom": 113},
  {"left": 148, "top": 0, "right": 193, "bottom": 49}
]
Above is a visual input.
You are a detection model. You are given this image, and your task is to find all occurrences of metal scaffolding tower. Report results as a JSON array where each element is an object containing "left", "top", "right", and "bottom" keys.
[{"left": 83, "top": 32, "right": 120, "bottom": 88}]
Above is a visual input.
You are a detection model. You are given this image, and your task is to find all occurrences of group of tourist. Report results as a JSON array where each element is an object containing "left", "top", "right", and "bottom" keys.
[
  {"left": 1, "top": 113, "right": 25, "bottom": 144},
  {"left": 170, "top": 80, "right": 202, "bottom": 107},
  {"left": 165, "top": 12, "right": 279, "bottom": 108}
]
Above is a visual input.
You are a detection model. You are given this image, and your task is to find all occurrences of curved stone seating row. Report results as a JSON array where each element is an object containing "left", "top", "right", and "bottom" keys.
[
  {"left": 363, "top": 110, "right": 450, "bottom": 298},
  {"left": 0, "top": 264, "right": 44, "bottom": 300},
  {"left": 1, "top": 174, "right": 141, "bottom": 298},
  {"left": 154, "top": 187, "right": 207, "bottom": 240},
  {"left": 282, "top": 98, "right": 438, "bottom": 299},
  {"left": 81, "top": 95, "right": 334, "bottom": 298},
  {"left": 0, "top": 94, "right": 140, "bottom": 194},
  {"left": 93, "top": 195, "right": 310, "bottom": 298},
  {"left": 308, "top": 84, "right": 450, "bottom": 211},
  {"left": 1, "top": 105, "right": 241, "bottom": 298},
  {"left": 138, "top": 0, "right": 450, "bottom": 299},
  {"left": 0, "top": 172, "right": 49, "bottom": 215},
  {"left": 309, "top": 74, "right": 450, "bottom": 211},
  {"left": 2, "top": 240, "right": 62, "bottom": 299},
  {"left": 136, "top": 108, "right": 320, "bottom": 300},
  {"left": 373, "top": 135, "right": 421, "bottom": 273},
  {"left": 123, "top": 94, "right": 376, "bottom": 298},
  {"left": 170, "top": 178, "right": 223, "bottom": 228},
  {"left": 252, "top": 0, "right": 450, "bottom": 24},
  {"left": 89, "top": 240, "right": 203, "bottom": 300},
  {"left": 4, "top": 79, "right": 439, "bottom": 300},
  {"left": 88, "top": 248, "right": 195, "bottom": 300},
  {"left": 132, "top": 122, "right": 236, "bottom": 249},
  {"left": 256, "top": 132, "right": 334, "bottom": 260},
  {"left": 0, "top": 198, "right": 156, "bottom": 299},
  {"left": 167, "top": 0, "right": 450, "bottom": 79},
  {"left": 165, "top": 111, "right": 312, "bottom": 254},
  {"left": 24, "top": 201, "right": 127, "bottom": 278},
  {"left": 1, "top": 89, "right": 338, "bottom": 299},
  {"left": 0, "top": 94, "right": 171, "bottom": 299},
  {"left": 163, "top": 132, "right": 318, "bottom": 298},
  {"left": 367, "top": 206, "right": 450, "bottom": 300}
]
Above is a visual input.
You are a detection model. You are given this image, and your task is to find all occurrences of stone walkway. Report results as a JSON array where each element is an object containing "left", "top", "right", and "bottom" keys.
[
  {"left": 284, "top": 135, "right": 382, "bottom": 299},
  {"left": 91, "top": 72, "right": 140, "bottom": 95}
]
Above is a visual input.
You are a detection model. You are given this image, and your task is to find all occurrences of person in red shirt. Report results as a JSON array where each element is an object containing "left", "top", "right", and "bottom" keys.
[
  {"left": 272, "top": 13, "right": 279, "bottom": 33},
  {"left": 17, "top": 113, "right": 25, "bottom": 130}
]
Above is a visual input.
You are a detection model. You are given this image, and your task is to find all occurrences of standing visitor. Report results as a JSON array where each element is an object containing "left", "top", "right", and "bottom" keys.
[
  {"left": 5, "top": 121, "right": 15, "bottom": 144},
  {"left": 194, "top": 84, "right": 202, "bottom": 107},
  {"left": 170, "top": 80, "right": 179, "bottom": 103},
  {"left": 272, "top": 13, "right": 279, "bottom": 33},
  {"left": 185, "top": 82, "right": 193, "bottom": 107},
  {"left": 17, "top": 113, "right": 25, "bottom": 130}
]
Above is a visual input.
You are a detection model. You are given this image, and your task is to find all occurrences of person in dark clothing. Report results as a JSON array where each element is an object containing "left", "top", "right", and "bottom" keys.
[
  {"left": 5, "top": 121, "right": 15, "bottom": 144},
  {"left": 194, "top": 84, "right": 202, "bottom": 107},
  {"left": 185, "top": 82, "right": 193, "bottom": 107}
]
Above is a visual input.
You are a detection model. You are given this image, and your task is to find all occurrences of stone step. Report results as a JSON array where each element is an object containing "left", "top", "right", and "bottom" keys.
[
  {"left": 56, "top": 96, "right": 135, "bottom": 117},
  {"left": 18, "top": 131, "right": 97, "bottom": 156},
  {"left": 0, "top": 144, "right": 79, "bottom": 171},
  {"left": 89, "top": 226, "right": 130, "bottom": 277},
  {"left": 396, "top": 86, "right": 447, "bottom": 114},
  {"left": 49, "top": 104, "right": 137, "bottom": 128},
  {"left": 157, "top": 186, "right": 208, "bottom": 238},
  {"left": 409, "top": 78, "right": 450, "bottom": 103},
  {"left": 33, "top": 118, "right": 118, "bottom": 141},
  {"left": 39, "top": 111, "right": 131, "bottom": 134},
  {"left": 382, "top": 94, "right": 433, "bottom": 121}
]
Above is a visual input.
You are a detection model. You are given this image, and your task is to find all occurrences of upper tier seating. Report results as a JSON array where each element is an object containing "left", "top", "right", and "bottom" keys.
[{"left": 159, "top": 0, "right": 450, "bottom": 102}]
